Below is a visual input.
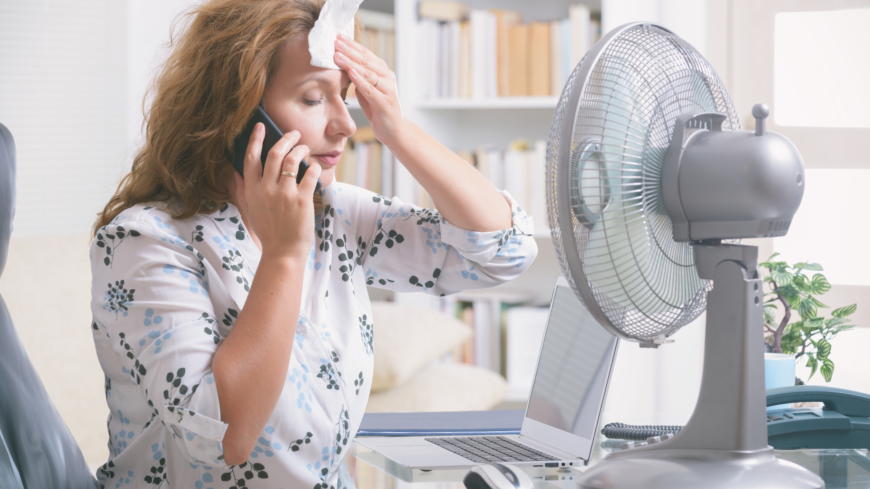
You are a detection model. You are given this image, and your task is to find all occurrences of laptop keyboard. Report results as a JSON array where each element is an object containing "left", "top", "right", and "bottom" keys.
[{"left": 424, "top": 436, "right": 560, "bottom": 463}]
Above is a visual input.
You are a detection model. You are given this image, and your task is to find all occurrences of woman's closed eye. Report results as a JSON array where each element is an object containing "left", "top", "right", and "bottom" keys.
[{"left": 303, "top": 97, "right": 349, "bottom": 107}]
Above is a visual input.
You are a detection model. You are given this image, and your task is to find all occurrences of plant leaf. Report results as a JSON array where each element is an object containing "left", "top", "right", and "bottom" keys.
[
  {"left": 768, "top": 252, "right": 781, "bottom": 260},
  {"left": 816, "top": 338, "right": 832, "bottom": 360},
  {"left": 820, "top": 359, "right": 835, "bottom": 382},
  {"left": 832, "top": 304, "right": 857, "bottom": 318},
  {"left": 809, "top": 274, "right": 832, "bottom": 295},
  {"left": 810, "top": 296, "right": 829, "bottom": 309},
  {"left": 798, "top": 299, "right": 818, "bottom": 320},
  {"left": 806, "top": 354, "right": 818, "bottom": 380},
  {"left": 794, "top": 262, "right": 824, "bottom": 271},
  {"left": 771, "top": 270, "right": 793, "bottom": 286},
  {"left": 792, "top": 274, "right": 809, "bottom": 291},
  {"left": 781, "top": 287, "right": 802, "bottom": 308},
  {"left": 763, "top": 304, "right": 777, "bottom": 325},
  {"left": 830, "top": 324, "right": 855, "bottom": 335},
  {"left": 826, "top": 317, "right": 850, "bottom": 327}
]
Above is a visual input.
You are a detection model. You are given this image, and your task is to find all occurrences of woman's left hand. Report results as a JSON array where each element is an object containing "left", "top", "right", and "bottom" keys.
[{"left": 333, "top": 34, "right": 404, "bottom": 147}]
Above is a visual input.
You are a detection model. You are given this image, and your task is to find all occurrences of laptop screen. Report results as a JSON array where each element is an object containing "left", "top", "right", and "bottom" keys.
[{"left": 525, "top": 283, "right": 617, "bottom": 441}]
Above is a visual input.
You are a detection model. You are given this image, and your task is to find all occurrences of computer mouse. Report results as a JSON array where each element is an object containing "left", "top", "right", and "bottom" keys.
[{"left": 463, "top": 463, "right": 534, "bottom": 489}]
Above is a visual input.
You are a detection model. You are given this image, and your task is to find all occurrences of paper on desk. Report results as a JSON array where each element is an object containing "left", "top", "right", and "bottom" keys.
[{"left": 308, "top": 0, "right": 363, "bottom": 70}]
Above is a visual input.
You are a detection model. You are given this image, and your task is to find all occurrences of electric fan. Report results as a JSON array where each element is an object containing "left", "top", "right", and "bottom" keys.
[{"left": 546, "top": 23, "right": 823, "bottom": 489}]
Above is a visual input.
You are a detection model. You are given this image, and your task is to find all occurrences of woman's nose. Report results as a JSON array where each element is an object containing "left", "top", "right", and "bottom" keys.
[{"left": 329, "top": 101, "right": 356, "bottom": 138}]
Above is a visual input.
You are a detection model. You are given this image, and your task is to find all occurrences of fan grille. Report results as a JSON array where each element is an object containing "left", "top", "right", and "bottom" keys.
[{"left": 546, "top": 24, "right": 739, "bottom": 342}]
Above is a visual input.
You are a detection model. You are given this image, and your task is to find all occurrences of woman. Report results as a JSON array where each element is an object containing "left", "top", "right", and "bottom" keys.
[{"left": 90, "top": 0, "right": 537, "bottom": 487}]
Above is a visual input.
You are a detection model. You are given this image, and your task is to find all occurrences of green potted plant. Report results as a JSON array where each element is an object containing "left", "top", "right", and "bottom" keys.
[{"left": 760, "top": 253, "right": 858, "bottom": 383}]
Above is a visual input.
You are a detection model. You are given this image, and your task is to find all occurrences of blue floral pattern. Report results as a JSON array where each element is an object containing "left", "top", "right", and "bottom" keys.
[{"left": 89, "top": 184, "right": 536, "bottom": 489}]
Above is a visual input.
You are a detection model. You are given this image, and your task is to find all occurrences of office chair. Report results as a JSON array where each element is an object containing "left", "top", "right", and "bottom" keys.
[{"left": 0, "top": 122, "right": 100, "bottom": 488}]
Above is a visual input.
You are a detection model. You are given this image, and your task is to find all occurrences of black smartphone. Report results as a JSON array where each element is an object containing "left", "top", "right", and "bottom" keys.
[{"left": 228, "top": 106, "right": 322, "bottom": 195}]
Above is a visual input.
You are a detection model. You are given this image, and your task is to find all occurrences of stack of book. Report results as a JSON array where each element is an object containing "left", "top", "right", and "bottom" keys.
[
  {"left": 417, "top": 1, "right": 601, "bottom": 99},
  {"left": 338, "top": 133, "right": 548, "bottom": 231},
  {"left": 348, "top": 9, "right": 395, "bottom": 100},
  {"left": 336, "top": 127, "right": 435, "bottom": 209},
  {"left": 466, "top": 139, "right": 549, "bottom": 233},
  {"left": 438, "top": 290, "right": 533, "bottom": 376}
]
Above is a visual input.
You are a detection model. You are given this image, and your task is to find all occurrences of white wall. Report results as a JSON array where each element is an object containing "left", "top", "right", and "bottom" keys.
[
  {"left": 125, "top": 0, "right": 201, "bottom": 170},
  {"left": 603, "top": 0, "right": 707, "bottom": 56},
  {"left": 0, "top": 0, "right": 127, "bottom": 237},
  {"left": 0, "top": 0, "right": 202, "bottom": 466}
]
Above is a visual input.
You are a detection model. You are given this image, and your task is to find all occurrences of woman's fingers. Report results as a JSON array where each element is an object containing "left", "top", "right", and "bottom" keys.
[
  {"left": 263, "top": 129, "right": 301, "bottom": 184},
  {"left": 335, "top": 34, "right": 389, "bottom": 75},
  {"left": 243, "top": 122, "right": 265, "bottom": 184},
  {"left": 346, "top": 65, "right": 382, "bottom": 99},
  {"left": 279, "top": 144, "right": 309, "bottom": 191},
  {"left": 297, "top": 159, "right": 322, "bottom": 197}
]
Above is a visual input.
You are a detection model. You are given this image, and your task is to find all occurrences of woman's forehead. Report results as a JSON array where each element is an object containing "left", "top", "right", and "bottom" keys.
[{"left": 276, "top": 36, "right": 348, "bottom": 90}]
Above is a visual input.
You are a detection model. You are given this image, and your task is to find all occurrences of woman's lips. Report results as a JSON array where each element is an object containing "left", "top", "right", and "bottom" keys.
[{"left": 312, "top": 152, "right": 342, "bottom": 167}]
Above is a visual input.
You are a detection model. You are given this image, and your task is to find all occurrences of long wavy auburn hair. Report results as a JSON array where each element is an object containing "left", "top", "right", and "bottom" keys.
[{"left": 92, "top": 0, "right": 360, "bottom": 238}]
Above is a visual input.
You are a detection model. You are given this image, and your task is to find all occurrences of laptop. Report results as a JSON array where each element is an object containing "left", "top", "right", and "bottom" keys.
[{"left": 357, "top": 276, "right": 619, "bottom": 469}]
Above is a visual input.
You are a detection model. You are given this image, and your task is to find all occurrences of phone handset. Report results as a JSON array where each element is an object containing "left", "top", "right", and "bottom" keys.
[
  {"left": 227, "top": 106, "right": 322, "bottom": 195},
  {"left": 766, "top": 385, "right": 870, "bottom": 417}
]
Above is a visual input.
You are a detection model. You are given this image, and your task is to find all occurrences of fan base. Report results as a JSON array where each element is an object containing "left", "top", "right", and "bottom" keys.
[{"left": 575, "top": 448, "right": 823, "bottom": 489}]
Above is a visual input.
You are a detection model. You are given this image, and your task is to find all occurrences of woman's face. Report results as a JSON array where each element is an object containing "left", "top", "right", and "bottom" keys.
[{"left": 261, "top": 34, "right": 356, "bottom": 188}]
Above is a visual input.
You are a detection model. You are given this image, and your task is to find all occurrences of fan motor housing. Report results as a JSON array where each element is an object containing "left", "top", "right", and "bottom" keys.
[{"left": 663, "top": 112, "right": 805, "bottom": 242}]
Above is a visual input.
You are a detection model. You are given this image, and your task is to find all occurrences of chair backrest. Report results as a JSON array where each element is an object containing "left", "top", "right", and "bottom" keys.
[{"left": 0, "top": 122, "right": 99, "bottom": 489}]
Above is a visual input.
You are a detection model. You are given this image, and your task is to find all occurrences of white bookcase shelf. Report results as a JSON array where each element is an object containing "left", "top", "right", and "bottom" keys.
[
  {"left": 349, "top": 0, "right": 601, "bottom": 310},
  {"left": 415, "top": 96, "right": 560, "bottom": 110}
]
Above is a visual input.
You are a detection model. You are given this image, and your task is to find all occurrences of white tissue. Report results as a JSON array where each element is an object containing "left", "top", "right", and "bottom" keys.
[{"left": 308, "top": 0, "right": 364, "bottom": 70}]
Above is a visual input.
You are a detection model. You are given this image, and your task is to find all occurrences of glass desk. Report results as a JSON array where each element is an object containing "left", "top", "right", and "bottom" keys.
[{"left": 343, "top": 412, "right": 870, "bottom": 488}]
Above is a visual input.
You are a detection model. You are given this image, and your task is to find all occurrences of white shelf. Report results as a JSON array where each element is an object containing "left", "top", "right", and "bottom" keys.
[
  {"left": 415, "top": 96, "right": 560, "bottom": 110},
  {"left": 347, "top": 98, "right": 362, "bottom": 110}
]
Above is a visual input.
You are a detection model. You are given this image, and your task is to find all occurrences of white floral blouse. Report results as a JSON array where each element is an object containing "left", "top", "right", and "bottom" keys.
[{"left": 90, "top": 182, "right": 537, "bottom": 489}]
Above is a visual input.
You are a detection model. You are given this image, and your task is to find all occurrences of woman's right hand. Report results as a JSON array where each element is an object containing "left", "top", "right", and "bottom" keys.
[{"left": 233, "top": 122, "right": 322, "bottom": 262}]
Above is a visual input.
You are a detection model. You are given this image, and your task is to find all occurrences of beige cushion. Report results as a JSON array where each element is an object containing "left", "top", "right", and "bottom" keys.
[
  {"left": 370, "top": 302, "right": 471, "bottom": 392},
  {"left": 366, "top": 362, "right": 508, "bottom": 412}
]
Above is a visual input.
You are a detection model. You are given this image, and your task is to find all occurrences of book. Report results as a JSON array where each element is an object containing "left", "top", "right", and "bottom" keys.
[
  {"left": 448, "top": 21, "right": 460, "bottom": 98},
  {"left": 418, "top": 0, "right": 470, "bottom": 22},
  {"left": 506, "top": 23, "right": 529, "bottom": 96},
  {"left": 458, "top": 21, "right": 471, "bottom": 98},
  {"left": 469, "top": 9, "right": 489, "bottom": 99},
  {"left": 354, "top": 142, "right": 370, "bottom": 189},
  {"left": 439, "top": 22, "right": 450, "bottom": 98},
  {"left": 357, "top": 8, "right": 395, "bottom": 31},
  {"left": 503, "top": 145, "right": 529, "bottom": 211},
  {"left": 417, "top": 5, "right": 599, "bottom": 101},
  {"left": 380, "top": 145, "right": 393, "bottom": 198},
  {"left": 529, "top": 21, "right": 551, "bottom": 96},
  {"left": 569, "top": 4, "right": 591, "bottom": 68},
  {"left": 494, "top": 9, "right": 522, "bottom": 97},
  {"left": 419, "top": 19, "right": 439, "bottom": 100},
  {"left": 337, "top": 143, "right": 355, "bottom": 184},
  {"left": 550, "top": 19, "right": 563, "bottom": 97},
  {"left": 530, "top": 139, "right": 548, "bottom": 231},
  {"left": 368, "top": 142, "right": 382, "bottom": 195},
  {"left": 485, "top": 11, "right": 498, "bottom": 98}
]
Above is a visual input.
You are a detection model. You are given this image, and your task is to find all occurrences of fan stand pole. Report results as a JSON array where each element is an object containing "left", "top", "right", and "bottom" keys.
[{"left": 575, "top": 243, "right": 823, "bottom": 489}]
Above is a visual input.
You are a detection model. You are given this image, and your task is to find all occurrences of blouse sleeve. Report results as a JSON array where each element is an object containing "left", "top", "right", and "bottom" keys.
[
  {"left": 91, "top": 218, "right": 229, "bottom": 468},
  {"left": 338, "top": 184, "right": 537, "bottom": 296}
]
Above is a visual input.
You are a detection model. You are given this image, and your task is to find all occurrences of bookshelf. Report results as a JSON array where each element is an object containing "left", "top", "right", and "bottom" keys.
[
  {"left": 348, "top": 0, "right": 603, "bottom": 401},
  {"left": 415, "top": 96, "right": 560, "bottom": 109}
]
